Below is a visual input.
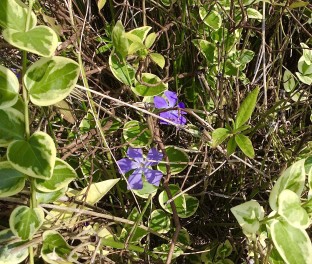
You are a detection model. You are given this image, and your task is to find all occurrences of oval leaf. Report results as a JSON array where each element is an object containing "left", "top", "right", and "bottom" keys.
[
  {"left": 132, "top": 73, "right": 167, "bottom": 96},
  {"left": 149, "top": 209, "right": 171, "bottom": 234},
  {"left": 0, "top": 0, "right": 37, "bottom": 31},
  {"left": 235, "top": 134, "right": 255, "bottom": 159},
  {"left": 278, "top": 189, "right": 310, "bottom": 229},
  {"left": 283, "top": 69, "right": 296, "bottom": 92},
  {"left": 157, "top": 146, "right": 189, "bottom": 175},
  {"left": 24, "top": 56, "right": 80, "bottom": 106},
  {"left": 235, "top": 87, "right": 259, "bottom": 128},
  {"left": 109, "top": 52, "right": 135, "bottom": 86},
  {"left": 270, "top": 220, "right": 312, "bottom": 264},
  {"left": 36, "top": 188, "right": 66, "bottom": 204},
  {"left": 35, "top": 158, "right": 77, "bottom": 192},
  {"left": 7, "top": 131, "right": 56, "bottom": 179},
  {"left": 97, "top": 0, "right": 107, "bottom": 11},
  {"left": 112, "top": 20, "right": 129, "bottom": 58},
  {"left": 0, "top": 161, "right": 25, "bottom": 197},
  {"left": 149, "top": 53, "right": 165, "bottom": 69},
  {"left": 247, "top": 8, "right": 263, "bottom": 20},
  {"left": 199, "top": 8, "right": 222, "bottom": 30},
  {"left": 211, "top": 128, "right": 230, "bottom": 148},
  {"left": 3, "top": 26, "right": 58, "bottom": 57},
  {"left": 0, "top": 241, "right": 29, "bottom": 264},
  {"left": 231, "top": 200, "right": 264, "bottom": 234},
  {"left": 0, "top": 65, "right": 19, "bottom": 109},
  {"left": 10, "top": 206, "right": 44, "bottom": 240},
  {"left": 123, "top": 120, "right": 152, "bottom": 147},
  {"left": 0, "top": 101, "right": 25, "bottom": 147},
  {"left": 159, "top": 184, "right": 199, "bottom": 218},
  {"left": 41, "top": 230, "right": 73, "bottom": 264},
  {"left": 269, "top": 159, "right": 306, "bottom": 211}
]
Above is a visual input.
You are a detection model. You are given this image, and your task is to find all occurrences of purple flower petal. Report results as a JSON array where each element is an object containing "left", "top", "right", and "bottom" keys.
[
  {"left": 127, "top": 168, "right": 143, "bottom": 189},
  {"left": 146, "top": 148, "right": 163, "bottom": 166},
  {"left": 117, "top": 158, "right": 139, "bottom": 174},
  {"left": 159, "top": 112, "right": 171, "bottom": 124},
  {"left": 143, "top": 168, "right": 163, "bottom": 186},
  {"left": 165, "top": 91, "right": 178, "bottom": 108},
  {"left": 127, "top": 148, "right": 143, "bottom": 163},
  {"left": 178, "top": 102, "right": 185, "bottom": 108},
  {"left": 154, "top": 96, "right": 168, "bottom": 109}
]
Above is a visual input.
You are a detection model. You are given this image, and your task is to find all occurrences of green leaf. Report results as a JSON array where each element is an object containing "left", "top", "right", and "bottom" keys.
[
  {"left": 199, "top": 8, "right": 222, "bottom": 30},
  {"left": 269, "top": 159, "right": 306, "bottom": 211},
  {"left": 41, "top": 230, "right": 73, "bottom": 264},
  {"left": 0, "top": 100, "right": 25, "bottom": 147},
  {"left": 7, "top": 131, "right": 56, "bottom": 180},
  {"left": 270, "top": 220, "right": 312, "bottom": 264},
  {"left": 128, "top": 41, "right": 146, "bottom": 55},
  {"left": 0, "top": 0, "right": 37, "bottom": 31},
  {"left": 283, "top": 69, "right": 296, "bottom": 92},
  {"left": 239, "top": 49, "right": 255, "bottom": 66},
  {"left": 10, "top": 206, "right": 44, "bottom": 240},
  {"left": 227, "top": 137, "right": 237, "bottom": 156},
  {"left": 109, "top": 52, "right": 135, "bottom": 86},
  {"left": 3, "top": 26, "right": 58, "bottom": 57},
  {"left": 153, "top": 243, "right": 183, "bottom": 262},
  {"left": 36, "top": 187, "right": 66, "bottom": 204},
  {"left": 76, "top": 179, "right": 120, "bottom": 205},
  {"left": 235, "top": 87, "right": 260, "bottom": 128},
  {"left": 112, "top": 20, "right": 129, "bottom": 58},
  {"left": 123, "top": 120, "right": 152, "bottom": 147},
  {"left": 211, "top": 128, "right": 230, "bottom": 148},
  {"left": 150, "top": 53, "right": 165, "bottom": 68},
  {"left": 296, "top": 72, "right": 312, "bottom": 85},
  {"left": 278, "top": 189, "right": 310, "bottom": 229},
  {"left": 235, "top": 134, "right": 255, "bottom": 159},
  {"left": 132, "top": 73, "right": 167, "bottom": 96},
  {"left": 289, "top": 1, "right": 309, "bottom": 9},
  {"left": 158, "top": 146, "right": 189, "bottom": 175},
  {"left": 24, "top": 56, "right": 80, "bottom": 106},
  {"left": 126, "top": 26, "right": 152, "bottom": 43},
  {"left": 149, "top": 209, "right": 171, "bottom": 234},
  {"left": 97, "top": 0, "right": 106, "bottom": 11},
  {"left": 192, "top": 39, "right": 216, "bottom": 62},
  {"left": 133, "top": 178, "right": 158, "bottom": 199},
  {"left": 0, "top": 241, "right": 29, "bottom": 264},
  {"left": 298, "top": 56, "right": 312, "bottom": 75},
  {"left": 300, "top": 43, "right": 312, "bottom": 65},
  {"left": 0, "top": 229, "right": 15, "bottom": 243},
  {"left": 145, "top": 32, "right": 157, "bottom": 49},
  {"left": 0, "top": 65, "right": 19, "bottom": 109},
  {"left": 247, "top": 8, "right": 263, "bottom": 20},
  {"left": 216, "top": 240, "right": 233, "bottom": 259},
  {"left": 231, "top": 200, "right": 264, "bottom": 234},
  {"left": 0, "top": 161, "right": 25, "bottom": 197},
  {"left": 159, "top": 184, "right": 199, "bottom": 218},
  {"left": 35, "top": 158, "right": 76, "bottom": 192}
]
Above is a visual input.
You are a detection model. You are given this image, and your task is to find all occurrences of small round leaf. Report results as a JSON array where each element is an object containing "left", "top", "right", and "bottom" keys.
[
  {"left": 132, "top": 73, "right": 167, "bottom": 96},
  {"left": 149, "top": 209, "right": 171, "bottom": 233},
  {"left": 123, "top": 120, "right": 152, "bottom": 147}
]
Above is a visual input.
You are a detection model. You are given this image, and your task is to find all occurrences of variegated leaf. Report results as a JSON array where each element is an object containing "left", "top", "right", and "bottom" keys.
[
  {"left": 0, "top": 0, "right": 37, "bottom": 31},
  {"left": 0, "top": 65, "right": 20, "bottom": 109},
  {"left": 2, "top": 26, "right": 58, "bottom": 57},
  {"left": 9, "top": 206, "right": 44, "bottom": 240},
  {"left": 24, "top": 56, "right": 80, "bottom": 106},
  {"left": 7, "top": 131, "right": 56, "bottom": 180}
]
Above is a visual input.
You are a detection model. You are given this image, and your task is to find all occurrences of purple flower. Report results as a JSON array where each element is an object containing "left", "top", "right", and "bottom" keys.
[
  {"left": 154, "top": 91, "right": 187, "bottom": 125},
  {"left": 117, "top": 147, "right": 163, "bottom": 190}
]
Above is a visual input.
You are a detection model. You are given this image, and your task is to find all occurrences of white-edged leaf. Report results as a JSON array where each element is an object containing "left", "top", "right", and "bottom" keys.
[
  {"left": 0, "top": 241, "right": 29, "bottom": 264},
  {"left": 97, "top": 0, "right": 107, "bottom": 11},
  {"left": 0, "top": 65, "right": 20, "bottom": 109},
  {"left": 296, "top": 72, "right": 312, "bottom": 85},
  {"left": 270, "top": 220, "right": 312, "bottom": 264},
  {"left": 145, "top": 32, "right": 157, "bottom": 49},
  {"left": 231, "top": 200, "right": 264, "bottom": 234},
  {"left": 235, "top": 87, "right": 260, "bottom": 128},
  {"left": 0, "top": 161, "right": 25, "bottom": 197},
  {"left": 24, "top": 56, "right": 80, "bottom": 106},
  {"left": 149, "top": 209, "right": 171, "bottom": 234},
  {"left": 112, "top": 20, "right": 129, "bottom": 58},
  {"left": 35, "top": 158, "right": 76, "bottom": 192},
  {"left": 9, "top": 206, "right": 44, "bottom": 240},
  {"left": 3, "top": 26, "right": 58, "bottom": 57},
  {"left": 109, "top": 52, "right": 135, "bottom": 86},
  {"left": 0, "top": 0, "right": 37, "bottom": 31},
  {"left": 199, "top": 8, "right": 222, "bottom": 30},
  {"left": 132, "top": 73, "right": 167, "bottom": 96},
  {"left": 247, "top": 8, "right": 263, "bottom": 20},
  {"left": 298, "top": 56, "right": 312, "bottom": 75},
  {"left": 301, "top": 43, "right": 312, "bottom": 65},
  {"left": 7, "top": 131, "right": 56, "bottom": 180},
  {"left": 269, "top": 159, "right": 306, "bottom": 211},
  {"left": 125, "top": 26, "right": 152, "bottom": 43},
  {"left": 278, "top": 189, "right": 310, "bottom": 229}
]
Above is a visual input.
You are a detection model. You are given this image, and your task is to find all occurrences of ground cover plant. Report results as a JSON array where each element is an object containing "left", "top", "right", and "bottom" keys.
[{"left": 0, "top": 0, "right": 311, "bottom": 263}]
